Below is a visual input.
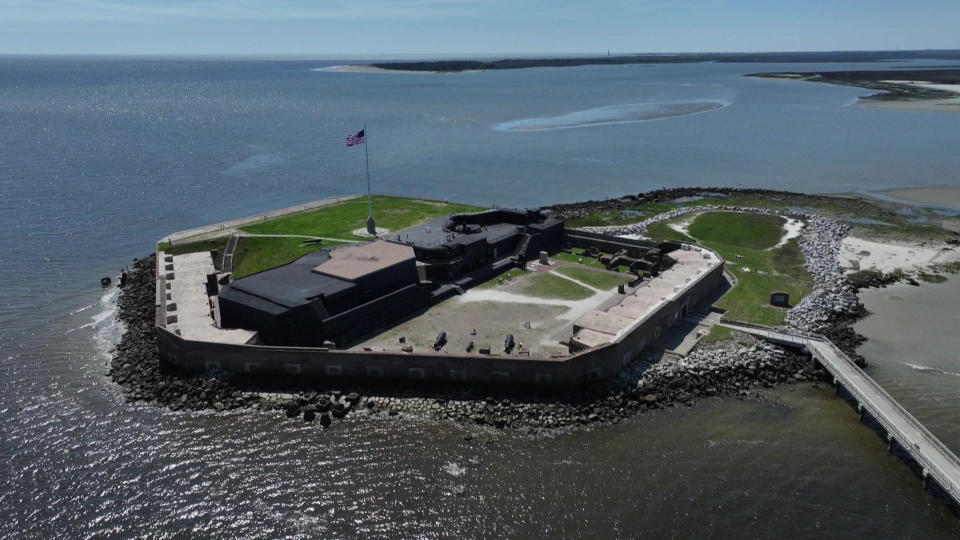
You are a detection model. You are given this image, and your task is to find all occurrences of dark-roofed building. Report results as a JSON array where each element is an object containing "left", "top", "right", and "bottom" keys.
[
  {"left": 218, "top": 209, "right": 563, "bottom": 348},
  {"left": 382, "top": 208, "right": 564, "bottom": 282},
  {"left": 219, "top": 242, "right": 428, "bottom": 347}
]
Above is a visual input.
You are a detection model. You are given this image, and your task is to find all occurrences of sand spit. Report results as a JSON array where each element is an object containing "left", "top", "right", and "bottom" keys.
[
  {"left": 840, "top": 236, "right": 960, "bottom": 274},
  {"left": 858, "top": 81, "right": 960, "bottom": 112}
]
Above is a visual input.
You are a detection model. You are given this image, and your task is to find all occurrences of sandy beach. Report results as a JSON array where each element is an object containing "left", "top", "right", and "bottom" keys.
[{"left": 840, "top": 235, "right": 960, "bottom": 273}]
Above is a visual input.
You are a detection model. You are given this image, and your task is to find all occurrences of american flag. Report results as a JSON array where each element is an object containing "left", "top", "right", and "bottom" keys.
[{"left": 346, "top": 129, "right": 365, "bottom": 146}]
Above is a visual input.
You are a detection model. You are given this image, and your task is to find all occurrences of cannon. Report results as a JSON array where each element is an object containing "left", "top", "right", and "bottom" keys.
[
  {"left": 465, "top": 341, "right": 474, "bottom": 353},
  {"left": 504, "top": 334, "right": 515, "bottom": 354},
  {"left": 433, "top": 331, "right": 447, "bottom": 351}
]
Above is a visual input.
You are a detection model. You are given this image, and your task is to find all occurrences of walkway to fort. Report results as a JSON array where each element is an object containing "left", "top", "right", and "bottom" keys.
[{"left": 720, "top": 320, "right": 960, "bottom": 506}]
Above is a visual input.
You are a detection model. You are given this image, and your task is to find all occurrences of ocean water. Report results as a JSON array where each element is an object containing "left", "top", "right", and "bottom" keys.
[{"left": 2, "top": 56, "right": 960, "bottom": 537}]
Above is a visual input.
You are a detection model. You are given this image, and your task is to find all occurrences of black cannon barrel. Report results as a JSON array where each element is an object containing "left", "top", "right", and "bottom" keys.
[
  {"left": 434, "top": 331, "right": 447, "bottom": 351},
  {"left": 504, "top": 334, "right": 515, "bottom": 353}
]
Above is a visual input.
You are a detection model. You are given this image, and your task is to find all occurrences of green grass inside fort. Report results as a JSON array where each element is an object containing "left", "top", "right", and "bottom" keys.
[
  {"left": 240, "top": 196, "right": 484, "bottom": 240},
  {"left": 554, "top": 265, "right": 632, "bottom": 290},
  {"left": 475, "top": 269, "right": 596, "bottom": 300},
  {"left": 231, "top": 237, "right": 350, "bottom": 279},
  {"left": 646, "top": 212, "right": 812, "bottom": 326}
]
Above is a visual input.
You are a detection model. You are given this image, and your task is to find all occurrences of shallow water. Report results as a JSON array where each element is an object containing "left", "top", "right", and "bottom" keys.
[
  {"left": 3, "top": 56, "right": 960, "bottom": 537},
  {"left": 855, "top": 277, "right": 960, "bottom": 450}
]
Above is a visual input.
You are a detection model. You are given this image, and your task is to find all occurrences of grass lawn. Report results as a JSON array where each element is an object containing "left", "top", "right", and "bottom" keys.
[
  {"left": 644, "top": 221, "right": 695, "bottom": 243},
  {"left": 550, "top": 250, "right": 632, "bottom": 273},
  {"left": 475, "top": 269, "right": 593, "bottom": 300},
  {"left": 519, "top": 272, "right": 593, "bottom": 300},
  {"left": 240, "top": 196, "right": 484, "bottom": 240},
  {"left": 687, "top": 212, "right": 785, "bottom": 249},
  {"left": 231, "top": 237, "right": 350, "bottom": 279},
  {"left": 554, "top": 265, "right": 632, "bottom": 290},
  {"left": 156, "top": 236, "right": 229, "bottom": 270},
  {"left": 475, "top": 269, "right": 529, "bottom": 290},
  {"left": 701, "top": 325, "right": 734, "bottom": 343},
  {"left": 157, "top": 236, "right": 229, "bottom": 256},
  {"left": 648, "top": 211, "right": 812, "bottom": 326}
]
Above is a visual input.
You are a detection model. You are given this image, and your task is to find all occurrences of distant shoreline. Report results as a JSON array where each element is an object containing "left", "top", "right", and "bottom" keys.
[
  {"left": 312, "top": 65, "right": 483, "bottom": 75},
  {"left": 749, "top": 68, "right": 960, "bottom": 112},
  {"left": 365, "top": 50, "right": 960, "bottom": 73}
]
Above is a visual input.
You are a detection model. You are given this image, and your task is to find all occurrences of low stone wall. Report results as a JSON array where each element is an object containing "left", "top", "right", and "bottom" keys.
[{"left": 158, "top": 328, "right": 618, "bottom": 386}]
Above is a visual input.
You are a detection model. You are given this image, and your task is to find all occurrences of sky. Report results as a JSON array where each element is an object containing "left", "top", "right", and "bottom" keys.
[{"left": 1, "top": 0, "right": 959, "bottom": 56}]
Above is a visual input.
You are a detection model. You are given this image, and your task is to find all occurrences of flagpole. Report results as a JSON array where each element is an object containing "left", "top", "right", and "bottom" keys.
[{"left": 363, "top": 124, "right": 376, "bottom": 235}]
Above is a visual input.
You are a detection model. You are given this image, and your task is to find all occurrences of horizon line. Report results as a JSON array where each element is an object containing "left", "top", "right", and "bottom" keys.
[{"left": 2, "top": 47, "right": 960, "bottom": 60}]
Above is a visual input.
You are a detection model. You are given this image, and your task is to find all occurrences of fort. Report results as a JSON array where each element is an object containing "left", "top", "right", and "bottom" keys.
[{"left": 155, "top": 197, "right": 724, "bottom": 386}]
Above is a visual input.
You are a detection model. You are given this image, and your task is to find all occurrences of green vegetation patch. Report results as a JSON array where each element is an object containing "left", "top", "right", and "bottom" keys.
[
  {"left": 701, "top": 325, "right": 734, "bottom": 343},
  {"left": 231, "top": 237, "right": 349, "bottom": 279},
  {"left": 646, "top": 211, "right": 810, "bottom": 325},
  {"left": 550, "top": 250, "right": 632, "bottom": 273},
  {"left": 715, "top": 237, "right": 812, "bottom": 325},
  {"left": 240, "top": 196, "right": 484, "bottom": 240},
  {"left": 157, "top": 236, "right": 228, "bottom": 256},
  {"left": 930, "top": 261, "right": 960, "bottom": 274},
  {"left": 644, "top": 221, "right": 695, "bottom": 244},
  {"left": 156, "top": 236, "right": 228, "bottom": 270},
  {"left": 918, "top": 272, "right": 948, "bottom": 284},
  {"left": 554, "top": 265, "right": 632, "bottom": 290},
  {"left": 565, "top": 202, "right": 677, "bottom": 229},
  {"left": 687, "top": 212, "right": 786, "bottom": 250},
  {"left": 474, "top": 269, "right": 529, "bottom": 290},
  {"left": 474, "top": 269, "right": 593, "bottom": 300},
  {"left": 519, "top": 272, "right": 593, "bottom": 300}
]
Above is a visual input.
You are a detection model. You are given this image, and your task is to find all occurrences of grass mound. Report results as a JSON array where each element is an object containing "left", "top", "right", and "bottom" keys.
[
  {"left": 554, "top": 265, "right": 631, "bottom": 290},
  {"left": 231, "top": 237, "right": 349, "bottom": 279},
  {"left": 687, "top": 212, "right": 786, "bottom": 249},
  {"left": 240, "top": 196, "right": 483, "bottom": 240}
]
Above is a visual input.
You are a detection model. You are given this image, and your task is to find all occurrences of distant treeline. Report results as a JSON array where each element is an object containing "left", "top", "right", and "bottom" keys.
[{"left": 372, "top": 50, "right": 960, "bottom": 73}]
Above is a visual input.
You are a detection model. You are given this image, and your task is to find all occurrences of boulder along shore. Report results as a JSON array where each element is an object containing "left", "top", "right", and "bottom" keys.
[{"left": 111, "top": 188, "right": 879, "bottom": 432}]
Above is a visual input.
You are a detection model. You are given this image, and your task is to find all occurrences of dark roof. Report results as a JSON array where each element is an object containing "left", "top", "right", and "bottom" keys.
[
  {"left": 224, "top": 250, "right": 355, "bottom": 309},
  {"left": 382, "top": 216, "right": 522, "bottom": 250}
]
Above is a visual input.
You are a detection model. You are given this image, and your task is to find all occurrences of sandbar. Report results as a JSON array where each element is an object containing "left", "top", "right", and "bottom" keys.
[
  {"left": 877, "top": 187, "right": 960, "bottom": 211},
  {"left": 495, "top": 101, "right": 727, "bottom": 132}
]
